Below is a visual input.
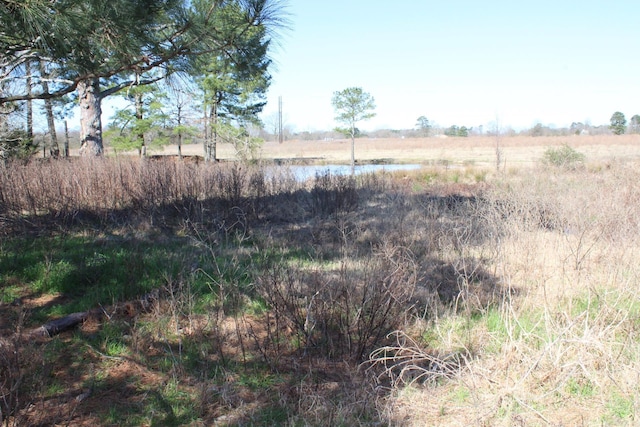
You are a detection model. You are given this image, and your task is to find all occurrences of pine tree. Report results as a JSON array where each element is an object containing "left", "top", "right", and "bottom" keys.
[
  {"left": 331, "top": 87, "right": 376, "bottom": 174},
  {"left": 0, "top": 0, "right": 287, "bottom": 156},
  {"left": 609, "top": 111, "right": 627, "bottom": 135}
]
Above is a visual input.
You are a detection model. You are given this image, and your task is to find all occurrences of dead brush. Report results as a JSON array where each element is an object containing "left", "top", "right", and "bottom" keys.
[
  {"left": 255, "top": 241, "right": 419, "bottom": 361},
  {"left": 383, "top": 161, "right": 640, "bottom": 425},
  {"left": 0, "top": 312, "right": 47, "bottom": 427},
  {"left": 0, "top": 338, "right": 23, "bottom": 427},
  {"left": 285, "top": 363, "right": 379, "bottom": 426},
  {"left": 309, "top": 172, "right": 359, "bottom": 218},
  {"left": 366, "top": 331, "right": 464, "bottom": 390},
  {"left": 0, "top": 158, "right": 300, "bottom": 231}
]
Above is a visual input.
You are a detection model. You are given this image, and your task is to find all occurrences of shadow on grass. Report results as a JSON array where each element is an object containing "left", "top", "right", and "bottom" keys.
[
  {"left": 0, "top": 233, "right": 201, "bottom": 322},
  {"left": 1, "top": 171, "right": 517, "bottom": 425}
]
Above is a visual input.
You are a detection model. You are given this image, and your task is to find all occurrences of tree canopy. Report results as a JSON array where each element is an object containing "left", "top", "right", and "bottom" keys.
[
  {"left": 416, "top": 116, "right": 431, "bottom": 137},
  {"left": 106, "top": 84, "right": 170, "bottom": 156},
  {"left": 331, "top": 87, "right": 376, "bottom": 172},
  {"left": 0, "top": 0, "right": 287, "bottom": 156},
  {"left": 629, "top": 114, "right": 640, "bottom": 134},
  {"left": 444, "top": 125, "right": 469, "bottom": 137},
  {"left": 609, "top": 111, "right": 626, "bottom": 135},
  {"left": 195, "top": 13, "right": 272, "bottom": 161}
]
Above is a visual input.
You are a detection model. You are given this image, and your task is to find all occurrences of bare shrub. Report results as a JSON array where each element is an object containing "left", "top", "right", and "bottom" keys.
[
  {"left": 0, "top": 314, "right": 45, "bottom": 427},
  {"left": 309, "top": 172, "right": 359, "bottom": 218},
  {"left": 256, "top": 244, "right": 418, "bottom": 361},
  {"left": 0, "top": 158, "right": 312, "bottom": 233}
]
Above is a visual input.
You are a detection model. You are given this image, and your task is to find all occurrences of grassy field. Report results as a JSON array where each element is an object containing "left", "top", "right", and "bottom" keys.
[
  {"left": 154, "top": 134, "right": 640, "bottom": 167},
  {"left": 2, "top": 135, "right": 640, "bottom": 425}
]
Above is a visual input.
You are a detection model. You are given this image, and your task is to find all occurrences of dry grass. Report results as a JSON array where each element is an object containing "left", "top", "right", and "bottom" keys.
[
  {"left": 142, "top": 134, "right": 640, "bottom": 168},
  {"left": 382, "top": 163, "right": 640, "bottom": 426},
  {"left": 3, "top": 144, "right": 640, "bottom": 425}
]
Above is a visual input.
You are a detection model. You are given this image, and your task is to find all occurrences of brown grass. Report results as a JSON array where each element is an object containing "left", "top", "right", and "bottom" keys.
[
  {"left": 382, "top": 163, "right": 640, "bottom": 426},
  {"left": 2, "top": 145, "right": 640, "bottom": 425},
  {"left": 142, "top": 134, "right": 640, "bottom": 167}
]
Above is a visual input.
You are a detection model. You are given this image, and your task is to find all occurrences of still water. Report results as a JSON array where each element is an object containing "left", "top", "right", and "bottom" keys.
[{"left": 279, "top": 164, "right": 423, "bottom": 181}]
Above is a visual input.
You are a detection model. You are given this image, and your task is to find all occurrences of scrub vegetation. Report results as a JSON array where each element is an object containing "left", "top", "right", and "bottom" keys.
[{"left": 1, "top": 141, "right": 640, "bottom": 425}]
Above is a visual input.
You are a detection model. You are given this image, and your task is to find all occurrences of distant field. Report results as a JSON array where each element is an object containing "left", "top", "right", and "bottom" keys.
[{"left": 151, "top": 134, "right": 640, "bottom": 167}]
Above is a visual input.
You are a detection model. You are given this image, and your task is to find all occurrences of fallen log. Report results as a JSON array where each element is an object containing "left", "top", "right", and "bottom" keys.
[
  {"left": 29, "top": 310, "right": 95, "bottom": 338},
  {"left": 18, "top": 288, "right": 161, "bottom": 339}
]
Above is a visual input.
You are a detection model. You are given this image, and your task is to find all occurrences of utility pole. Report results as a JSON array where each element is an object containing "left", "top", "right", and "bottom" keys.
[{"left": 278, "top": 96, "right": 283, "bottom": 144}]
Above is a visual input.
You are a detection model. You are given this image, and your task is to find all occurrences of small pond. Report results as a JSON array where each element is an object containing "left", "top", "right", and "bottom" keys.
[{"left": 277, "top": 163, "right": 423, "bottom": 182}]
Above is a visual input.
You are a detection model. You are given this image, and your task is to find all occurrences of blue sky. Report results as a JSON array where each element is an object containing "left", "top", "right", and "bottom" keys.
[{"left": 260, "top": 0, "right": 640, "bottom": 132}]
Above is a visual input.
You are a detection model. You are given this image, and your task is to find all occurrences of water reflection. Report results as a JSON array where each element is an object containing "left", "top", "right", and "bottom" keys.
[{"left": 281, "top": 164, "right": 422, "bottom": 181}]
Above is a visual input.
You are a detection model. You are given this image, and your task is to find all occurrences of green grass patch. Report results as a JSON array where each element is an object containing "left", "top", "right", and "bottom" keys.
[
  {"left": 101, "top": 404, "right": 146, "bottom": 427},
  {"left": 604, "top": 393, "right": 635, "bottom": 422},
  {"left": 238, "top": 370, "right": 281, "bottom": 391},
  {"left": 0, "top": 281, "right": 22, "bottom": 303},
  {"left": 100, "top": 379, "right": 202, "bottom": 427},
  {"left": 244, "top": 297, "right": 269, "bottom": 316},
  {"left": 571, "top": 292, "right": 602, "bottom": 318},
  {"left": 143, "top": 380, "right": 200, "bottom": 426},
  {"left": 473, "top": 169, "right": 488, "bottom": 182},
  {"left": 251, "top": 404, "right": 289, "bottom": 426},
  {"left": 45, "top": 381, "right": 65, "bottom": 397},
  {"left": 86, "top": 321, "right": 131, "bottom": 357},
  {"left": 485, "top": 307, "right": 548, "bottom": 350},
  {"left": 451, "top": 385, "right": 471, "bottom": 403},
  {"left": 421, "top": 306, "right": 549, "bottom": 355},
  {"left": 0, "top": 234, "right": 198, "bottom": 319},
  {"left": 565, "top": 376, "right": 596, "bottom": 398}
]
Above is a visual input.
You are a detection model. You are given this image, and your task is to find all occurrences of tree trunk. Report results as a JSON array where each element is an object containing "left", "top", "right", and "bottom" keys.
[
  {"left": 203, "top": 91, "right": 219, "bottom": 163},
  {"left": 177, "top": 104, "right": 183, "bottom": 159},
  {"left": 64, "top": 120, "right": 70, "bottom": 157},
  {"left": 78, "top": 78, "right": 104, "bottom": 156},
  {"left": 203, "top": 101, "right": 210, "bottom": 160},
  {"left": 25, "top": 61, "right": 33, "bottom": 142},
  {"left": 45, "top": 97, "right": 59, "bottom": 157},
  {"left": 350, "top": 123, "right": 355, "bottom": 175},
  {"left": 135, "top": 90, "right": 145, "bottom": 157},
  {"left": 40, "top": 62, "right": 59, "bottom": 158},
  {"left": 210, "top": 101, "right": 218, "bottom": 162}
]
